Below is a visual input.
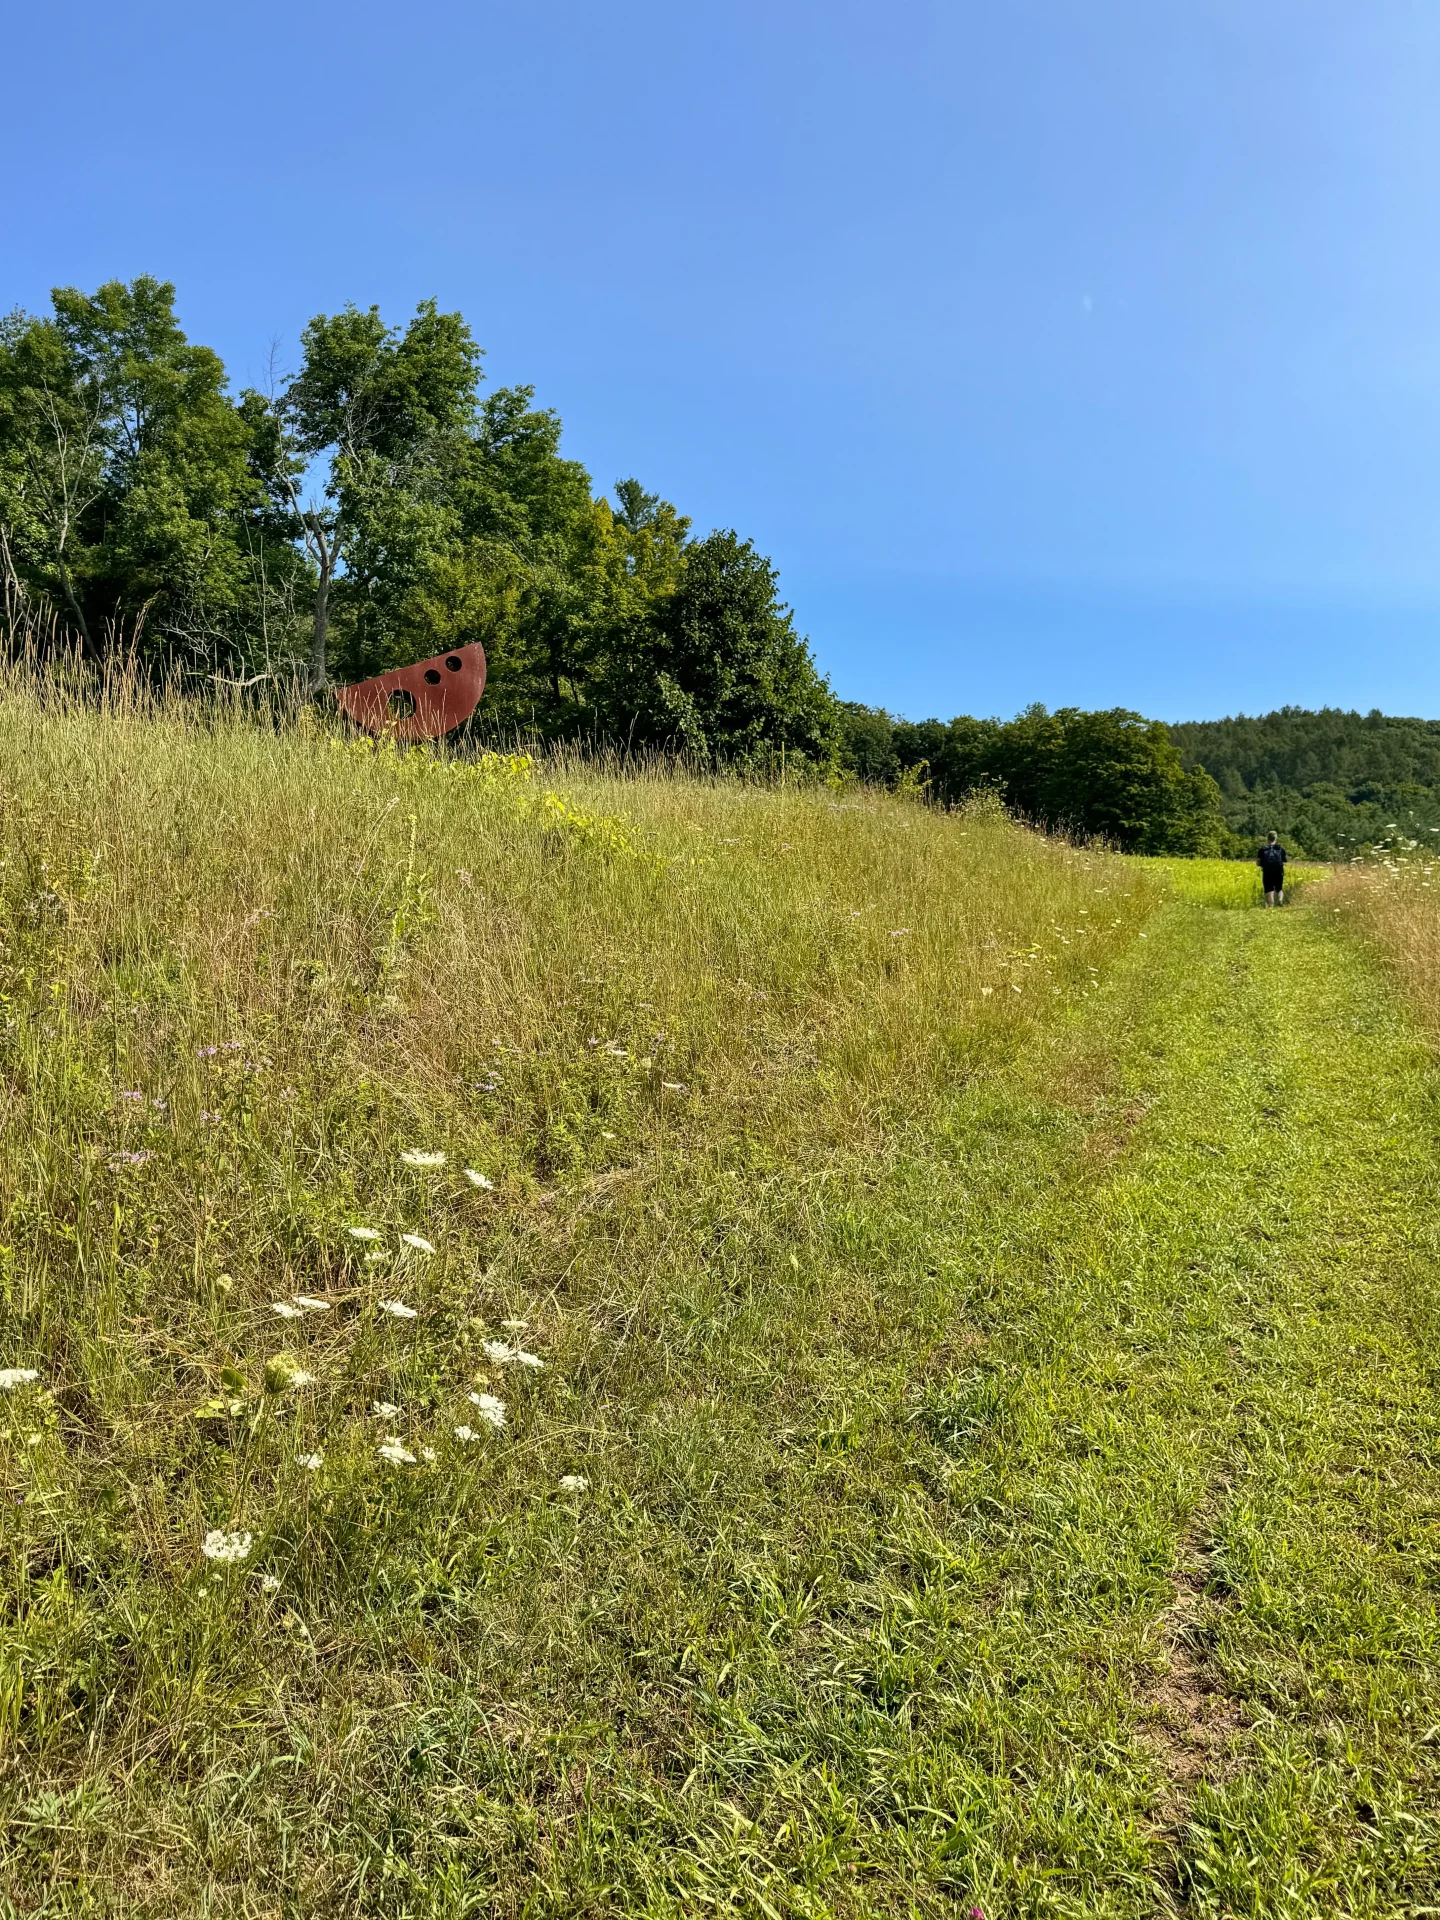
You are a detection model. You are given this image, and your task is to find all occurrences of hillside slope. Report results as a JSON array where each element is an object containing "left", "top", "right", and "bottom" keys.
[{"left": 0, "top": 688, "right": 1152, "bottom": 1914}]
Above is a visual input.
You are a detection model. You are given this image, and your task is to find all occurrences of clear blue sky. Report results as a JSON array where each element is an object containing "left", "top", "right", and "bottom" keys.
[{"left": 7, "top": 2, "right": 1440, "bottom": 720}]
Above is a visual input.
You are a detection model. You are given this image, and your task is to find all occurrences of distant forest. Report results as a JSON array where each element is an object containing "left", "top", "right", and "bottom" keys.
[
  {"left": 839, "top": 703, "right": 1440, "bottom": 858},
  {"left": 1168, "top": 708, "right": 1440, "bottom": 857}
]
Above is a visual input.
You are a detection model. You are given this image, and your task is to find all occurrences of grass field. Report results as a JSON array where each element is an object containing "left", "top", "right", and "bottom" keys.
[{"left": 1, "top": 689, "right": 1438, "bottom": 1917}]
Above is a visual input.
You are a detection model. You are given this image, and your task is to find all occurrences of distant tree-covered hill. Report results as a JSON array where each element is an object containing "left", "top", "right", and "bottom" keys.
[{"left": 1168, "top": 708, "right": 1440, "bottom": 856}]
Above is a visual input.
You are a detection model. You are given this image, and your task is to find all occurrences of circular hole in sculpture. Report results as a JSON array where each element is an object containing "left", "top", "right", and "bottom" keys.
[
  {"left": 423, "top": 668, "right": 442, "bottom": 685},
  {"left": 445, "top": 655, "right": 463, "bottom": 672},
  {"left": 386, "top": 688, "right": 417, "bottom": 719}
]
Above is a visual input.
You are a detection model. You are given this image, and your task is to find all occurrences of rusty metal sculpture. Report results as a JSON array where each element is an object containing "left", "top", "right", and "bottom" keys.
[{"left": 334, "top": 641, "right": 487, "bottom": 743}]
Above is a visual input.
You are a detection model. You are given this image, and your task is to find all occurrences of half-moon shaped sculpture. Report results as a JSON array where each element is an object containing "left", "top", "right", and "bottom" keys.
[{"left": 334, "top": 642, "right": 487, "bottom": 743}]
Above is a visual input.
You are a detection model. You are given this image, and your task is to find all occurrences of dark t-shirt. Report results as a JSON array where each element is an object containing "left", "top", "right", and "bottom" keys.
[{"left": 1257, "top": 843, "right": 1288, "bottom": 883}]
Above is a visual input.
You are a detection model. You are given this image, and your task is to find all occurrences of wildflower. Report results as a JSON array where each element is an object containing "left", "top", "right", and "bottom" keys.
[
  {"left": 260, "top": 1573, "right": 282, "bottom": 1593},
  {"left": 372, "top": 1400, "right": 399, "bottom": 1417},
  {"left": 201, "top": 1529, "right": 253, "bottom": 1563},
  {"left": 400, "top": 1149, "right": 447, "bottom": 1168},
  {"left": 420, "top": 1446, "right": 436, "bottom": 1463},
  {"left": 0, "top": 1368, "right": 39, "bottom": 1390},
  {"left": 661, "top": 1081, "right": 688, "bottom": 1093},
  {"left": 400, "top": 1234, "right": 435, "bottom": 1255},
  {"left": 980, "top": 986, "right": 994, "bottom": 996},
  {"left": 482, "top": 1339, "right": 543, "bottom": 1370},
  {"left": 378, "top": 1299, "right": 418, "bottom": 1318},
  {"left": 109, "top": 1150, "right": 152, "bottom": 1168},
  {"left": 467, "top": 1391, "right": 507, "bottom": 1428},
  {"left": 199, "top": 1110, "right": 221, "bottom": 1123},
  {"left": 558, "top": 1474, "right": 589, "bottom": 1492},
  {"left": 271, "top": 1302, "right": 304, "bottom": 1320},
  {"left": 453, "top": 1424, "right": 478, "bottom": 1442},
  {"left": 500, "top": 1318, "right": 527, "bottom": 1331},
  {"left": 264, "top": 1353, "right": 316, "bottom": 1393},
  {"left": 464, "top": 1168, "right": 494, "bottom": 1189},
  {"left": 346, "top": 1226, "right": 381, "bottom": 1242},
  {"left": 196, "top": 1045, "right": 219, "bottom": 1058},
  {"left": 889, "top": 928, "right": 910, "bottom": 937},
  {"left": 292, "top": 1295, "right": 331, "bottom": 1312},
  {"left": 298, "top": 1452, "right": 324, "bottom": 1471},
  {"left": 119, "top": 1090, "right": 144, "bottom": 1102},
  {"left": 378, "top": 1438, "right": 416, "bottom": 1465}
]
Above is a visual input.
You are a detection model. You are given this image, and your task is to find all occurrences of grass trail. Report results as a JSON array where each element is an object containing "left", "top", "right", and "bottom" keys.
[
  {"left": 827, "top": 891, "right": 1440, "bottom": 1915},
  {"left": 511, "top": 889, "right": 1440, "bottom": 1917}
]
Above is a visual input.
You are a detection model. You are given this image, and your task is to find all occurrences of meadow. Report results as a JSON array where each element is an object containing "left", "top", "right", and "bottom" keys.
[{"left": 1, "top": 687, "right": 1438, "bottom": 1918}]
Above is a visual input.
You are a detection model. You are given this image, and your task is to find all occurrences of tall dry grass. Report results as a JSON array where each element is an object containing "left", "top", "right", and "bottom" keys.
[{"left": 1321, "top": 839, "right": 1440, "bottom": 1029}]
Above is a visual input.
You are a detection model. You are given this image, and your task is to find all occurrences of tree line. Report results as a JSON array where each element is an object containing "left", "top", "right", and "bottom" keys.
[
  {"left": 838, "top": 702, "right": 1227, "bottom": 853},
  {"left": 0, "top": 278, "right": 835, "bottom": 764}
]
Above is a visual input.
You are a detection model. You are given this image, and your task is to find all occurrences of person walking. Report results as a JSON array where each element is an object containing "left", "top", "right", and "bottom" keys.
[{"left": 1257, "top": 831, "right": 1288, "bottom": 906}]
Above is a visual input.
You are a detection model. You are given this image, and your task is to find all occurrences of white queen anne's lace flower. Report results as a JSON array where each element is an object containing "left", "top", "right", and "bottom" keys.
[
  {"left": 371, "top": 1400, "right": 399, "bottom": 1417},
  {"left": 0, "top": 1368, "right": 39, "bottom": 1390},
  {"left": 378, "top": 1438, "right": 416, "bottom": 1465},
  {"left": 298, "top": 1452, "right": 324, "bottom": 1471},
  {"left": 202, "top": 1529, "right": 253, "bottom": 1562},
  {"left": 271, "top": 1302, "right": 304, "bottom": 1320},
  {"left": 400, "top": 1150, "right": 446, "bottom": 1168},
  {"left": 453, "top": 1425, "right": 478, "bottom": 1442},
  {"left": 292, "top": 1295, "right": 331, "bottom": 1312},
  {"left": 378, "top": 1299, "right": 418, "bottom": 1319},
  {"left": 464, "top": 1169, "right": 494, "bottom": 1189},
  {"left": 467, "top": 1391, "right": 506, "bottom": 1428},
  {"left": 346, "top": 1226, "right": 381, "bottom": 1241},
  {"left": 482, "top": 1340, "right": 543, "bottom": 1370},
  {"left": 400, "top": 1234, "right": 435, "bottom": 1255},
  {"left": 558, "top": 1474, "right": 589, "bottom": 1493}
]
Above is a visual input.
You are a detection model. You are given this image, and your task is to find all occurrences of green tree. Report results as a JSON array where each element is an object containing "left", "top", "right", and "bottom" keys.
[
  {"left": 0, "top": 279, "right": 267, "bottom": 663},
  {"left": 837, "top": 702, "right": 901, "bottom": 783},
  {"left": 451, "top": 386, "right": 599, "bottom": 728},
  {"left": 0, "top": 309, "right": 106, "bottom": 645},
  {"left": 282, "top": 300, "right": 483, "bottom": 687},
  {"left": 623, "top": 530, "right": 838, "bottom": 763}
]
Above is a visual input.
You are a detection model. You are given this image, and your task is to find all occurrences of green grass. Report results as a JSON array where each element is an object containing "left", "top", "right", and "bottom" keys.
[
  {"left": 1132, "top": 855, "right": 1330, "bottom": 909},
  {"left": 0, "top": 689, "right": 1437, "bottom": 1916}
]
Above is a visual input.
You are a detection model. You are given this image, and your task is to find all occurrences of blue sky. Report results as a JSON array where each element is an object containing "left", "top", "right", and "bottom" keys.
[{"left": 6, "top": 1, "right": 1440, "bottom": 720}]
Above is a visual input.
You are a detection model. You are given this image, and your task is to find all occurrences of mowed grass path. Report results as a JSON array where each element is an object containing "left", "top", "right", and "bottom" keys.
[
  {"left": 803, "top": 893, "right": 1440, "bottom": 1916},
  {"left": 378, "top": 889, "right": 1440, "bottom": 1918}
]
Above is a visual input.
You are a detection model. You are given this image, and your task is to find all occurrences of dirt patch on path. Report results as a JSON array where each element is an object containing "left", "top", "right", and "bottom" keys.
[{"left": 1143, "top": 1494, "right": 1249, "bottom": 1896}]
